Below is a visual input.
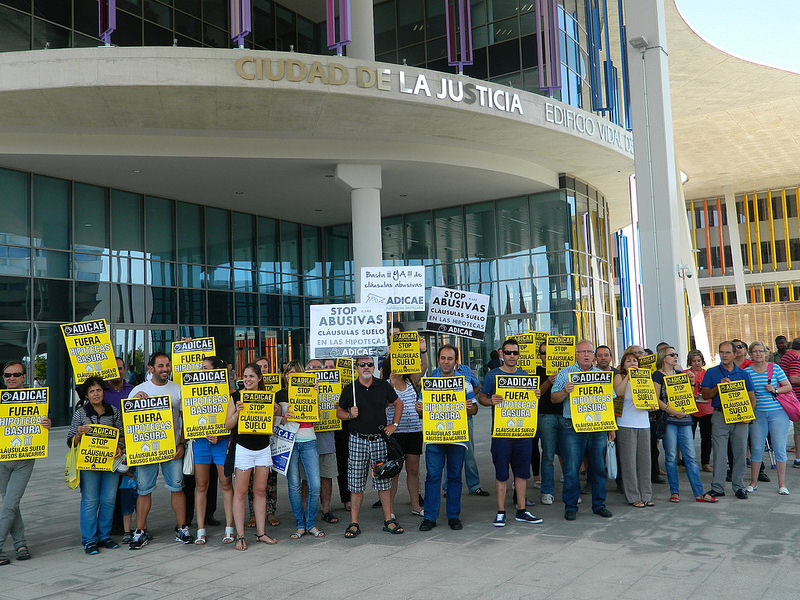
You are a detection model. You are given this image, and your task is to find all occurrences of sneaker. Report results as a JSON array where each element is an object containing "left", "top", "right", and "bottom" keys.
[
  {"left": 469, "top": 488, "right": 490, "bottom": 497},
  {"left": 121, "top": 531, "right": 133, "bottom": 544},
  {"left": 492, "top": 512, "right": 506, "bottom": 527},
  {"left": 98, "top": 538, "right": 119, "bottom": 549},
  {"left": 794, "top": 459, "right": 800, "bottom": 468},
  {"left": 144, "top": 529, "right": 153, "bottom": 541},
  {"left": 541, "top": 493, "right": 554, "bottom": 505},
  {"left": 129, "top": 529, "right": 147, "bottom": 550},
  {"left": 515, "top": 510, "right": 543, "bottom": 524},
  {"left": 778, "top": 487, "right": 790, "bottom": 495},
  {"left": 448, "top": 518, "right": 463, "bottom": 530},
  {"left": 84, "top": 543, "right": 99, "bottom": 555},
  {"left": 419, "top": 519, "right": 436, "bottom": 532},
  {"left": 175, "top": 525, "right": 194, "bottom": 544}
]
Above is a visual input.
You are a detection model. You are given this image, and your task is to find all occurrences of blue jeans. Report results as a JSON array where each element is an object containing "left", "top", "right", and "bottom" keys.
[
  {"left": 79, "top": 469, "right": 120, "bottom": 546},
  {"left": 538, "top": 414, "right": 559, "bottom": 495},
  {"left": 557, "top": 417, "right": 607, "bottom": 513},
  {"left": 443, "top": 417, "right": 480, "bottom": 492},
  {"left": 663, "top": 424, "right": 704, "bottom": 497},
  {"left": 287, "top": 439, "right": 320, "bottom": 531},
  {"left": 425, "top": 444, "right": 466, "bottom": 523},
  {"left": 750, "top": 410, "right": 791, "bottom": 462}
]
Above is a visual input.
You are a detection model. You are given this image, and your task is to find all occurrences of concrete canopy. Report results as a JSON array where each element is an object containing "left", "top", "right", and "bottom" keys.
[
  {"left": 667, "top": 0, "right": 800, "bottom": 199},
  {"left": 0, "top": 47, "right": 633, "bottom": 228}
]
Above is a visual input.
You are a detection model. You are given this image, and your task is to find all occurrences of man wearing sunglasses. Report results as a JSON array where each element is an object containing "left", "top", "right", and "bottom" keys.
[
  {"left": 701, "top": 341, "right": 756, "bottom": 499},
  {"left": 479, "top": 338, "right": 542, "bottom": 527},
  {"left": 0, "top": 361, "right": 52, "bottom": 565},
  {"left": 337, "top": 356, "right": 405, "bottom": 537},
  {"left": 551, "top": 340, "right": 614, "bottom": 521},
  {"left": 732, "top": 339, "right": 753, "bottom": 369}
]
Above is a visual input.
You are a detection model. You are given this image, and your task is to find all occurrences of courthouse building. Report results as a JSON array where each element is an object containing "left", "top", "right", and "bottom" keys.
[{"left": 0, "top": 0, "right": 736, "bottom": 422}]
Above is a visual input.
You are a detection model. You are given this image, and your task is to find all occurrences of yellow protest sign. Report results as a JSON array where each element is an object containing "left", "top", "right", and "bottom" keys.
[
  {"left": 718, "top": 380, "right": 755, "bottom": 423},
  {"left": 546, "top": 335, "right": 576, "bottom": 375},
  {"left": 421, "top": 376, "right": 468, "bottom": 444},
  {"left": 76, "top": 424, "right": 119, "bottom": 471},
  {"left": 61, "top": 319, "right": 118, "bottom": 383},
  {"left": 287, "top": 373, "right": 319, "bottom": 422},
  {"left": 568, "top": 371, "right": 617, "bottom": 432},
  {"left": 390, "top": 332, "right": 421, "bottom": 375},
  {"left": 121, "top": 395, "right": 177, "bottom": 466},
  {"left": 238, "top": 391, "right": 274, "bottom": 435},
  {"left": 179, "top": 369, "right": 230, "bottom": 439},
  {"left": 492, "top": 374, "right": 539, "bottom": 438},
  {"left": 513, "top": 333, "right": 538, "bottom": 372},
  {"left": 0, "top": 388, "right": 49, "bottom": 461},
  {"left": 337, "top": 358, "right": 355, "bottom": 385},
  {"left": 171, "top": 337, "right": 216, "bottom": 374},
  {"left": 638, "top": 354, "right": 657, "bottom": 374},
  {"left": 314, "top": 369, "right": 343, "bottom": 432},
  {"left": 664, "top": 373, "right": 698, "bottom": 415},
  {"left": 533, "top": 331, "right": 549, "bottom": 369},
  {"left": 629, "top": 368, "right": 659, "bottom": 409},
  {"left": 261, "top": 373, "right": 281, "bottom": 393}
]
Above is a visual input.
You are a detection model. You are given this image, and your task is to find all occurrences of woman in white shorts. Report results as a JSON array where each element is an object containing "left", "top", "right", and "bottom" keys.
[{"left": 225, "top": 362, "right": 281, "bottom": 550}]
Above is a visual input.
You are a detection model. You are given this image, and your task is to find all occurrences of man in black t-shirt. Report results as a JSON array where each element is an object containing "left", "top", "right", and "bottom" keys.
[{"left": 337, "top": 356, "right": 404, "bottom": 537}]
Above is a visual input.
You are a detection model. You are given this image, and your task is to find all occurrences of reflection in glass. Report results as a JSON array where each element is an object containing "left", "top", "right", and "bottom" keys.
[{"left": 33, "top": 176, "right": 70, "bottom": 250}]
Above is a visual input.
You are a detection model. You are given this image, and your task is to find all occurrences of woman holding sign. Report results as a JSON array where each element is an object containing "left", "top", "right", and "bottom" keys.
[
  {"left": 652, "top": 348, "right": 717, "bottom": 504},
  {"left": 745, "top": 342, "right": 792, "bottom": 495},
  {"left": 66, "top": 376, "right": 124, "bottom": 555},
  {"left": 225, "top": 363, "right": 280, "bottom": 550},
  {"left": 612, "top": 351, "right": 654, "bottom": 508}
]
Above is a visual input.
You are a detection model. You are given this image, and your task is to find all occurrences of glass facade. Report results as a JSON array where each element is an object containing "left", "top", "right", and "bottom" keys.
[{"left": 0, "top": 166, "right": 613, "bottom": 424}]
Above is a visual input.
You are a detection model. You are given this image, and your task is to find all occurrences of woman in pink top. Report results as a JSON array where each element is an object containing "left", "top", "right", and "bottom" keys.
[{"left": 687, "top": 350, "right": 712, "bottom": 472}]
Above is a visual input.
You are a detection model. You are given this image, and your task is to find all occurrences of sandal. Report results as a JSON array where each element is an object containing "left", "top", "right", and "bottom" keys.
[
  {"left": 695, "top": 494, "right": 718, "bottom": 503},
  {"left": 194, "top": 528, "right": 207, "bottom": 545},
  {"left": 246, "top": 516, "right": 256, "bottom": 528},
  {"left": 630, "top": 501, "right": 645, "bottom": 508},
  {"left": 255, "top": 533, "right": 278, "bottom": 545},
  {"left": 344, "top": 522, "right": 360, "bottom": 539},
  {"left": 235, "top": 536, "right": 247, "bottom": 551},
  {"left": 0, "top": 553, "right": 8, "bottom": 566},
  {"left": 308, "top": 528, "right": 325, "bottom": 538},
  {"left": 267, "top": 513, "right": 280, "bottom": 527},
  {"left": 15, "top": 546, "right": 30, "bottom": 560},
  {"left": 289, "top": 529, "right": 306, "bottom": 540},
  {"left": 382, "top": 518, "right": 404, "bottom": 534},
  {"left": 669, "top": 493, "right": 680, "bottom": 503},
  {"left": 222, "top": 527, "right": 235, "bottom": 544},
  {"left": 644, "top": 501, "right": 655, "bottom": 507},
  {"left": 321, "top": 512, "right": 339, "bottom": 524}
]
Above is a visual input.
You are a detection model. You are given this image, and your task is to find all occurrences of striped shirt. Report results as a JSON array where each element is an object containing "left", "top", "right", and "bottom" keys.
[
  {"left": 386, "top": 379, "right": 422, "bottom": 432},
  {"left": 745, "top": 364, "right": 788, "bottom": 412}
]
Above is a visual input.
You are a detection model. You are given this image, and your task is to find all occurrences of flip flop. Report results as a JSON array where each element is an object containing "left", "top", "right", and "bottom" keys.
[
  {"left": 235, "top": 536, "right": 247, "bottom": 551},
  {"left": 630, "top": 502, "right": 645, "bottom": 508},
  {"left": 695, "top": 494, "right": 718, "bottom": 503},
  {"left": 255, "top": 533, "right": 278, "bottom": 544},
  {"left": 289, "top": 530, "right": 306, "bottom": 540},
  {"left": 644, "top": 501, "right": 655, "bottom": 507}
]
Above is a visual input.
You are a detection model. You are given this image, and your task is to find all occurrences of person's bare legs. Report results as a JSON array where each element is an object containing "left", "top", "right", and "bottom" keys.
[
  {"left": 320, "top": 477, "right": 333, "bottom": 514},
  {"left": 749, "top": 460, "right": 762, "bottom": 488},
  {"left": 405, "top": 454, "right": 422, "bottom": 512},
  {"left": 216, "top": 465, "right": 234, "bottom": 528},
  {"left": 170, "top": 490, "right": 187, "bottom": 527},
  {"left": 233, "top": 468, "right": 252, "bottom": 550},
  {"left": 194, "top": 463, "right": 210, "bottom": 531},
  {"left": 350, "top": 491, "right": 363, "bottom": 524},
  {"left": 252, "top": 467, "right": 275, "bottom": 542},
  {"left": 378, "top": 488, "right": 395, "bottom": 522},
  {"left": 513, "top": 476, "right": 526, "bottom": 510},
  {"left": 495, "top": 480, "right": 507, "bottom": 512},
  {"left": 777, "top": 461, "right": 787, "bottom": 489},
  {"left": 135, "top": 494, "right": 151, "bottom": 530}
]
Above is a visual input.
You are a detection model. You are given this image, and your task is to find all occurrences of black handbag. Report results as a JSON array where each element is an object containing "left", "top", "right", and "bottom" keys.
[
  {"left": 372, "top": 430, "right": 405, "bottom": 480},
  {"left": 650, "top": 376, "right": 668, "bottom": 439}
]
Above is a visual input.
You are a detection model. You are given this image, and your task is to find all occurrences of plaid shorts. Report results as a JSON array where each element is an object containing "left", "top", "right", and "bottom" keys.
[{"left": 347, "top": 434, "right": 390, "bottom": 493}]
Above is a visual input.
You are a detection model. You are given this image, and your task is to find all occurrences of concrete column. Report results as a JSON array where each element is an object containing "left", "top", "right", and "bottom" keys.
[
  {"left": 348, "top": 0, "right": 375, "bottom": 61},
  {"left": 335, "top": 164, "right": 382, "bottom": 302},
  {"left": 625, "top": 0, "right": 687, "bottom": 356},
  {"left": 723, "top": 188, "right": 748, "bottom": 303}
]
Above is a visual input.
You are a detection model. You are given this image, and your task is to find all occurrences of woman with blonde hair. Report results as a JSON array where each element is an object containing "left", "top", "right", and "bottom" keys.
[
  {"left": 744, "top": 341, "right": 792, "bottom": 495},
  {"left": 612, "top": 350, "right": 654, "bottom": 507}
]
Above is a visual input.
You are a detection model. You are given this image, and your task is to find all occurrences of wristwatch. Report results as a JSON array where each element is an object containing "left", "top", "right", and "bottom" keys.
[{"left": 391, "top": 422, "right": 399, "bottom": 427}]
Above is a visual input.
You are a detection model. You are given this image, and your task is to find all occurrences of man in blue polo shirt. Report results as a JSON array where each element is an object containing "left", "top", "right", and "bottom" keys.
[
  {"left": 551, "top": 340, "right": 614, "bottom": 521},
  {"left": 701, "top": 341, "right": 756, "bottom": 499},
  {"left": 479, "top": 338, "right": 542, "bottom": 527}
]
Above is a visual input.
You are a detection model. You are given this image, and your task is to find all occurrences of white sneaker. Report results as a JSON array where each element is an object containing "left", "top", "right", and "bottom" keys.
[
  {"left": 541, "top": 493, "right": 554, "bottom": 505},
  {"left": 778, "top": 487, "right": 790, "bottom": 495},
  {"left": 745, "top": 485, "right": 757, "bottom": 493}
]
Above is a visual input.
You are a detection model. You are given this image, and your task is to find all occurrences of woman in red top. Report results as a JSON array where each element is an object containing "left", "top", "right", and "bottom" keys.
[{"left": 687, "top": 350, "right": 712, "bottom": 472}]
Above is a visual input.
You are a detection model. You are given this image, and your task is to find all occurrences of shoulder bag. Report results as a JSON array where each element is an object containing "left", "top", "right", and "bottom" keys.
[{"left": 768, "top": 363, "right": 800, "bottom": 422}]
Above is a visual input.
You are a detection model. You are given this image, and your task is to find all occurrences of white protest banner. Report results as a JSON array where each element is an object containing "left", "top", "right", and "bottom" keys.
[
  {"left": 309, "top": 303, "right": 388, "bottom": 358},
  {"left": 425, "top": 287, "right": 490, "bottom": 341},
  {"left": 270, "top": 421, "right": 300, "bottom": 476},
  {"left": 360, "top": 266, "right": 426, "bottom": 311}
]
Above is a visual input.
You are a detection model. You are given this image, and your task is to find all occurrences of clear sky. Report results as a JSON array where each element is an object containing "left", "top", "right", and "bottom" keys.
[{"left": 674, "top": 0, "right": 800, "bottom": 74}]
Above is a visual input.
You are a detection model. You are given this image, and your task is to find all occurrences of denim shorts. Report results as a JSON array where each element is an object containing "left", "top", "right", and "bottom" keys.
[
  {"left": 136, "top": 457, "right": 184, "bottom": 495},
  {"left": 192, "top": 437, "right": 229, "bottom": 465}
]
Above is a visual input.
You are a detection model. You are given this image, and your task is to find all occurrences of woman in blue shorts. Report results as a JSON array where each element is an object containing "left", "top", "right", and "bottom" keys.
[{"left": 193, "top": 356, "right": 234, "bottom": 545}]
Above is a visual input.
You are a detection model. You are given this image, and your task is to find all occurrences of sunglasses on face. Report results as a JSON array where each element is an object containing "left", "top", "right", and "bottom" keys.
[
  {"left": 357, "top": 362, "right": 374, "bottom": 368},
  {"left": 3, "top": 372, "right": 23, "bottom": 378},
  {"left": 503, "top": 350, "right": 519, "bottom": 355},
  {"left": 667, "top": 353, "right": 679, "bottom": 357},
  {"left": 735, "top": 344, "right": 746, "bottom": 349}
]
